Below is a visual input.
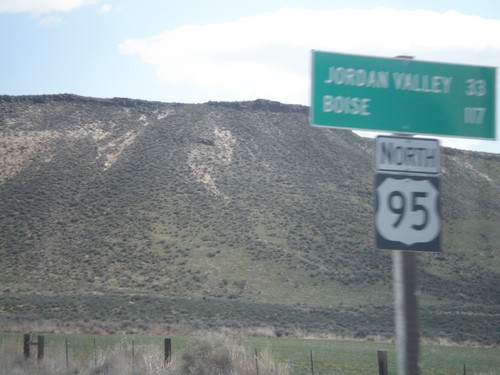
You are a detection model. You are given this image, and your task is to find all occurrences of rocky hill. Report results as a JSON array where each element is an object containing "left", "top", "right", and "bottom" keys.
[{"left": 0, "top": 94, "right": 499, "bottom": 343}]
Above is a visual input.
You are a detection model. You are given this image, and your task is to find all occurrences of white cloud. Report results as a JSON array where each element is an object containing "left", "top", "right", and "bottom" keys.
[
  {"left": 119, "top": 7, "right": 500, "bottom": 152},
  {"left": 38, "top": 14, "right": 64, "bottom": 27},
  {"left": 98, "top": 4, "right": 112, "bottom": 15},
  {"left": 120, "top": 7, "right": 500, "bottom": 105},
  {"left": 0, "top": 0, "right": 96, "bottom": 14}
]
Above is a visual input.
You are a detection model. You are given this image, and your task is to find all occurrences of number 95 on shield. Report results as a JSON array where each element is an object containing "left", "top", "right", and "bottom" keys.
[{"left": 374, "top": 174, "right": 441, "bottom": 252}]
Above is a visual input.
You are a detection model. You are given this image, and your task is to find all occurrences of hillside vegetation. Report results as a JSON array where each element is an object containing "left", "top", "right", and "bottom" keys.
[{"left": 0, "top": 94, "right": 499, "bottom": 343}]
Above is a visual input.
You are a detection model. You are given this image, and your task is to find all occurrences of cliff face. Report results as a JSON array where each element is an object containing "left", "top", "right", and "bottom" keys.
[{"left": 0, "top": 94, "right": 499, "bottom": 342}]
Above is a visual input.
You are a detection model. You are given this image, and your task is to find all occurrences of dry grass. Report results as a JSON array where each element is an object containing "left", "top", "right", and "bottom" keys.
[
  {"left": 1, "top": 338, "right": 69, "bottom": 375},
  {"left": 0, "top": 332, "right": 288, "bottom": 375},
  {"left": 174, "top": 333, "right": 288, "bottom": 375},
  {"left": 89, "top": 346, "right": 167, "bottom": 375}
]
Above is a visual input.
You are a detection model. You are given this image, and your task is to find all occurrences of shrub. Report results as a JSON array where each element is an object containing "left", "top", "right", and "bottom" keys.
[
  {"left": 91, "top": 346, "right": 167, "bottom": 375},
  {"left": 0, "top": 334, "right": 288, "bottom": 375},
  {"left": 175, "top": 333, "right": 288, "bottom": 375}
]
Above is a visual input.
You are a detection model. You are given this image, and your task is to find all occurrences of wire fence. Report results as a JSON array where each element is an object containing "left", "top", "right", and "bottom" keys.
[
  {"left": 1, "top": 333, "right": 169, "bottom": 375},
  {"left": 1, "top": 333, "right": 498, "bottom": 375}
]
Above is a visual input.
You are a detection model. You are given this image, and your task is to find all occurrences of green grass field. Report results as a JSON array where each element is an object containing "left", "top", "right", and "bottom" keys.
[
  {"left": 1, "top": 332, "right": 498, "bottom": 375},
  {"left": 246, "top": 336, "right": 500, "bottom": 375}
]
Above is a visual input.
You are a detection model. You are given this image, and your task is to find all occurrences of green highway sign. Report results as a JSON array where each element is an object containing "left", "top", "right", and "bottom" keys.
[{"left": 311, "top": 51, "right": 496, "bottom": 139}]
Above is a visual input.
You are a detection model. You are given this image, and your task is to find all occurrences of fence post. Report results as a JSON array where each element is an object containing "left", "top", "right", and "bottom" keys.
[
  {"left": 23, "top": 334, "right": 30, "bottom": 359},
  {"left": 37, "top": 336, "right": 44, "bottom": 360},
  {"left": 131, "top": 339, "right": 135, "bottom": 370},
  {"left": 65, "top": 338, "right": 69, "bottom": 373},
  {"left": 310, "top": 349, "right": 314, "bottom": 375},
  {"left": 255, "top": 349, "right": 259, "bottom": 375},
  {"left": 377, "top": 350, "right": 388, "bottom": 375},
  {"left": 164, "top": 338, "right": 172, "bottom": 363}
]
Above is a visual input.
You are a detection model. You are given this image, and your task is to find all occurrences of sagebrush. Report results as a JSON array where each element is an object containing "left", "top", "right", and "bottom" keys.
[{"left": 0, "top": 333, "right": 288, "bottom": 375}]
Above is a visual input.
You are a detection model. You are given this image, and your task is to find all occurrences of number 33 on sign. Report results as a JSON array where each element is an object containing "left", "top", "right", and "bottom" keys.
[{"left": 375, "top": 174, "right": 440, "bottom": 252}]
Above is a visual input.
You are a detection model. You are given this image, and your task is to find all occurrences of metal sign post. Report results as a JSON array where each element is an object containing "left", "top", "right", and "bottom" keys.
[
  {"left": 310, "top": 50, "right": 496, "bottom": 375},
  {"left": 375, "top": 132, "right": 424, "bottom": 375},
  {"left": 393, "top": 250, "right": 420, "bottom": 375},
  {"left": 374, "top": 136, "right": 436, "bottom": 375}
]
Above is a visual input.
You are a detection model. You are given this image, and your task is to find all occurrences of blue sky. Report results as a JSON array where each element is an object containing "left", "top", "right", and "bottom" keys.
[{"left": 1, "top": 0, "right": 499, "bottom": 153}]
